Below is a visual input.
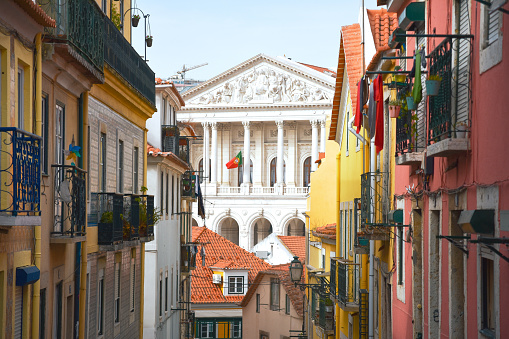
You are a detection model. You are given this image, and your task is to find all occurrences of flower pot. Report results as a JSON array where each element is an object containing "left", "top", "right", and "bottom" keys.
[
  {"left": 132, "top": 16, "right": 140, "bottom": 27},
  {"left": 325, "top": 305, "right": 333, "bottom": 313},
  {"left": 455, "top": 123, "right": 468, "bottom": 138},
  {"left": 406, "top": 96, "right": 416, "bottom": 111},
  {"left": 426, "top": 80, "right": 441, "bottom": 96},
  {"left": 389, "top": 105, "right": 401, "bottom": 118},
  {"left": 395, "top": 74, "right": 406, "bottom": 83},
  {"left": 146, "top": 37, "right": 153, "bottom": 47}
]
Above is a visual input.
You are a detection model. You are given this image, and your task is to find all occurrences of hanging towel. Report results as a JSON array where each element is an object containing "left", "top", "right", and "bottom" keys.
[
  {"left": 374, "top": 75, "right": 384, "bottom": 153},
  {"left": 367, "top": 81, "right": 376, "bottom": 139},
  {"left": 360, "top": 75, "right": 369, "bottom": 107},
  {"left": 355, "top": 80, "right": 363, "bottom": 133},
  {"left": 412, "top": 50, "right": 422, "bottom": 105}
]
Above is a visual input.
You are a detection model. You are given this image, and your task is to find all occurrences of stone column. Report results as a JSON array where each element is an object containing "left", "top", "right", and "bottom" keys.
[
  {"left": 221, "top": 123, "right": 231, "bottom": 186},
  {"left": 286, "top": 122, "right": 297, "bottom": 188},
  {"left": 253, "top": 123, "right": 263, "bottom": 187},
  {"left": 242, "top": 121, "right": 251, "bottom": 188},
  {"left": 311, "top": 120, "right": 319, "bottom": 171},
  {"left": 276, "top": 120, "right": 285, "bottom": 190},
  {"left": 210, "top": 122, "right": 218, "bottom": 184},
  {"left": 202, "top": 122, "right": 209, "bottom": 182},
  {"left": 320, "top": 119, "right": 326, "bottom": 153}
]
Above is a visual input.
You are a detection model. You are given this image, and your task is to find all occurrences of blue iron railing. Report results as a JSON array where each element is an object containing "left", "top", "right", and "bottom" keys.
[
  {"left": 40, "top": 0, "right": 104, "bottom": 77},
  {"left": 360, "top": 172, "right": 389, "bottom": 227},
  {"left": 428, "top": 38, "right": 453, "bottom": 144},
  {"left": 104, "top": 19, "right": 156, "bottom": 106},
  {"left": 0, "top": 127, "right": 41, "bottom": 216},
  {"left": 52, "top": 165, "right": 87, "bottom": 237},
  {"left": 337, "top": 260, "right": 360, "bottom": 306}
]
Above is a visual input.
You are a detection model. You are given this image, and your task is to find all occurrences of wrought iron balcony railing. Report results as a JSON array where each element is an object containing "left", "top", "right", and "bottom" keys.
[
  {"left": 40, "top": 0, "right": 104, "bottom": 79},
  {"left": 90, "top": 192, "right": 123, "bottom": 245},
  {"left": 123, "top": 194, "right": 140, "bottom": 241},
  {"left": 428, "top": 38, "right": 453, "bottom": 144},
  {"left": 336, "top": 260, "right": 360, "bottom": 310},
  {"left": 161, "top": 125, "right": 180, "bottom": 154},
  {"left": 395, "top": 108, "right": 422, "bottom": 155},
  {"left": 104, "top": 19, "right": 155, "bottom": 106},
  {"left": 360, "top": 172, "right": 391, "bottom": 240},
  {"left": 0, "top": 128, "right": 41, "bottom": 216},
  {"left": 52, "top": 165, "right": 87, "bottom": 237},
  {"left": 138, "top": 195, "right": 155, "bottom": 238},
  {"left": 182, "top": 171, "right": 196, "bottom": 199},
  {"left": 178, "top": 137, "right": 190, "bottom": 164},
  {"left": 181, "top": 244, "right": 197, "bottom": 273}
]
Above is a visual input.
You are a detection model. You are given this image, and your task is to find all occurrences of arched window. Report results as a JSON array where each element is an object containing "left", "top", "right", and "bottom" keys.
[
  {"left": 303, "top": 156, "right": 311, "bottom": 187},
  {"left": 198, "top": 158, "right": 211, "bottom": 183},
  {"left": 253, "top": 219, "right": 273, "bottom": 246},
  {"left": 238, "top": 158, "right": 253, "bottom": 186},
  {"left": 270, "top": 158, "right": 286, "bottom": 187}
]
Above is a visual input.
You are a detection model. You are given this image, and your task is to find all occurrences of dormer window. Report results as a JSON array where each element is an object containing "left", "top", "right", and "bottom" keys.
[{"left": 228, "top": 276, "right": 244, "bottom": 294}]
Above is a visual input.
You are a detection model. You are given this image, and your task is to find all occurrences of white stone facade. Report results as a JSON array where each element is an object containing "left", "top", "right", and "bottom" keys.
[{"left": 180, "top": 54, "right": 334, "bottom": 250}]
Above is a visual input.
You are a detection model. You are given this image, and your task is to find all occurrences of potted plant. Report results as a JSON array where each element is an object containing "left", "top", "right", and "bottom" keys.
[
  {"left": 454, "top": 121, "right": 468, "bottom": 138},
  {"left": 324, "top": 298, "right": 334, "bottom": 312},
  {"left": 146, "top": 35, "right": 153, "bottom": 47},
  {"left": 132, "top": 14, "right": 140, "bottom": 27},
  {"left": 394, "top": 66, "right": 406, "bottom": 83},
  {"left": 426, "top": 74, "right": 442, "bottom": 96},
  {"left": 389, "top": 99, "right": 402, "bottom": 118},
  {"left": 406, "top": 93, "right": 416, "bottom": 111}
]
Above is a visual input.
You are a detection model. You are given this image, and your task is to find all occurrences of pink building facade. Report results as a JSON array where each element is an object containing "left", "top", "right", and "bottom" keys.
[{"left": 383, "top": 0, "right": 509, "bottom": 338}]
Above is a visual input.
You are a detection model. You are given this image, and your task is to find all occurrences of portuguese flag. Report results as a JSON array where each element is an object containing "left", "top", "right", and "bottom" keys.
[{"left": 226, "top": 151, "right": 242, "bottom": 169}]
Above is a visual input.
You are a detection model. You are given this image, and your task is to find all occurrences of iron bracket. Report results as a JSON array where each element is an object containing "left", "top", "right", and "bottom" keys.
[
  {"left": 437, "top": 235, "right": 470, "bottom": 255},
  {"left": 470, "top": 237, "right": 509, "bottom": 263}
]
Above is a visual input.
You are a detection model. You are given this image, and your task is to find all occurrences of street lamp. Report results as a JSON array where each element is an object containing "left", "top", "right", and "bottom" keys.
[
  {"left": 289, "top": 256, "right": 304, "bottom": 284},
  {"left": 121, "top": 7, "right": 152, "bottom": 61}
]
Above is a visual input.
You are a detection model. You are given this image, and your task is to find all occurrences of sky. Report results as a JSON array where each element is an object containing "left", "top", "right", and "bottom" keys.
[{"left": 131, "top": 0, "right": 379, "bottom": 81}]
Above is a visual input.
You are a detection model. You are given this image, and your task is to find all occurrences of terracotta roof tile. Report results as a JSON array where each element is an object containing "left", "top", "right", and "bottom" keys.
[
  {"left": 366, "top": 9, "right": 398, "bottom": 71},
  {"left": 147, "top": 143, "right": 190, "bottom": 169},
  {"left": 191, "top": 227, "right": 272, "bottom": 304},
  {"left": 277, "top": 236, "right": 305, "bottom": 260},
  {"left": 312, "top": 223, "right": 336, "bottom": 240},
  {"left": 13, "top": 0, "right": 56, "bottom": 27}
]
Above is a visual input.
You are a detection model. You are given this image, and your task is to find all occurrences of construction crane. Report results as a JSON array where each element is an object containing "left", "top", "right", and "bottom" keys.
[{"left": 177, "top": 63, "right": 208, "bottom": 80}]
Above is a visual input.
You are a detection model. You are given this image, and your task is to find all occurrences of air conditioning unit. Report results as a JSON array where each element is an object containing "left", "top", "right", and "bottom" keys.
[
  {"left": 256, "top": 251, "right": 269, "bottom": 259},
  {"left": 212, "top": 274, "right": 222, "bottom": 284}
]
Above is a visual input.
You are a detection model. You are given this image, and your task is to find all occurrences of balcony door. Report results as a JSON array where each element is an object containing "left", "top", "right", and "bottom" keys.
[
  {"left": 303, "top": 156, "right": 311, "bottom": 187},
  {"left": 237, "top": 158, "right": 253, "bottom": 186},
  {"left": 270, "top": 157, "right": 285, "bottom": 187},
  {"left": 54, "top": 104, "right": 66, "bottom": 233}
]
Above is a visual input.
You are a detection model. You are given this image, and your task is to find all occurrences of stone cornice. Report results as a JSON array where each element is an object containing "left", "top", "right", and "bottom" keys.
[
  {"left": 182, "top": 54, "right": 335, "bottom": 100},
  {"left": 181, "top": 102, "right": 332, "bottom": 112}
]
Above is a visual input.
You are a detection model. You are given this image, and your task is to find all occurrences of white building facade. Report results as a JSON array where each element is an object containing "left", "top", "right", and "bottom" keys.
[{"left": 180, "top": 54, "right": 334, "bottom": 250}]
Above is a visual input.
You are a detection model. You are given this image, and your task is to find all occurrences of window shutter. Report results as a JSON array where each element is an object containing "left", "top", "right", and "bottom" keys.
[
  {"left": 416, "top": 29, "right": 426, "bottom": 151},
  {"left": 456, "top": 0, "right": 471, "bottom": 126},
  {"left": 130, "top": 258, "right": 135, "bottom": 311},
  {"left": 487, "top": 7, "right": 499, "bottom": 44},
  {"left": 14, "top": 286, "right": 22, "bottom": 339}
]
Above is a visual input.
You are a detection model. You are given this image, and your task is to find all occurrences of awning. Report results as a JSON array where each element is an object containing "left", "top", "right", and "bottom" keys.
[
  {"left": 16, "top": 266, "right": 40, "bottom": 286},
  {"left": 398, "top": 2, "right": 425, "bottom": 31},
  {"left": 458, "top": 209, "right": 495, "bottom": 234}
]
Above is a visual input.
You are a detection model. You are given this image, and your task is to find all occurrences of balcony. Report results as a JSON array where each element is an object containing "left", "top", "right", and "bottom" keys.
[
  {"left": 181, "top": 244, "right": 197, "bottom": 274},
  {"left": 122, "top": 194, "right": 140, "bottom": 241},
  {"left": 311, "top": 285, "right": 334, "bottom": 335},
  {"left": 90, "top": 193, "right": 123, "bottom": 246},
  {"left": 427, "top": 38, "right": 470, "bottom": 157},
  {"left": 104, "top": 19, "right": 155, "bottom": 106},
  {"left": 182, "top": 171, "right": 196, "bottom": 199},
  {"left": 178, "top": 137, "right": 191, "bottom": 164},
  {"left": 395, "top": 107, "right": 424, "bottom": 165},
  {"left": 138, "top": 195, "right": 155, "bottom": 241},
  {"left": 336, "top": 259, "right": 360, "bottom": 312},
  {"left": 0, "top": 128, "right": 41, "bottom": 226},
  {"left": 40, "top": 0, "right": 105, "bottom": 83},
  {"left": 161, "top": 125, "right": 179, "bottom": 154},
  {"left": 359, "top": 172, "right": 391, "bottom": 240},
  {"left": 51, "top": 165, "right": 87, "bottom": 243}
]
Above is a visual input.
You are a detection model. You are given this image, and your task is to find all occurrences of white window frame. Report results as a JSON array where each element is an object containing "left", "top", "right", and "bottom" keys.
[
  {"left": 17, "top": 67, "right": 24, "bottom": 130},
  {"left": 118, "top": 139, "right": 124, "bottom": 193},
  {"left": 228, "top": 276, "right": 244, "bottom": 294},
  {"left": 97, "top": 269, "right": 105, "bottom": 336},
  {"left": 479, "top": 2, "right": 503, "bottom": 73}
]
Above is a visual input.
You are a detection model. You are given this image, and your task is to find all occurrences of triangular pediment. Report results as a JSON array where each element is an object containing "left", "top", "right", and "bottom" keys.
[{"left": 182, "top": 54, "right": 335, "bottom": 108}]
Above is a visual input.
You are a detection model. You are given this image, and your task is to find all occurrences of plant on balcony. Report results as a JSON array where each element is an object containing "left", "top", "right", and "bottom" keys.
[
  {"left": 324, "top": 297, "right": 334, "bottom": 312},
  {"left": 394, "top": 66, "right": 406, "bottom": 83},
  {"left": 111, "top": 5, "right": 122, "bottom": 31},
  {"left": 132, "top": 14, "right": 140, "bottom": 27},
  {"left": 389, "top": 99, "right": 402, "bottom": 118},
  {"left": 146, "top": 35, "right": 153, "bottom": 47},
  {"left": 138, "top": 202, "right": 160, "bottom": 237},
  {"left": 426, "top": 74, "right": 442, "bottom": 96},
  {"left": 398, "top": 110, "right": 419, "bottom": 150},
  {"left": 453, "top": 121, "right": 468, "bottom": 138},
  {"left": 122, "top": 214, "right": 133, "bottom": 240},
  {"left": 406, "top": 93, "right": 416, "bottom": 111}
]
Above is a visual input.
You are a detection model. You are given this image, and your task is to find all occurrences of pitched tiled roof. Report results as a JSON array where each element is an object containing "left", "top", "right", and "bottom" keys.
[
  {"left": 312, "top": 223, "right": 336, "bottom": 240},
  {"left": 191, "top": 227, "right": 272, "bottom": 304},
  {"left": 329, "top": 24, "right": 363, "bottom": 141},
  {"left": 240, "top": 264, "right": 305, "bottom": 317},
  {"left": 155, "top": 78, "right": 186, "bottom": 106},
  {"left": 210, "top": 260, "right": 249, "bottom": 270},
  {"left": 298, "top": 62, "right": 337, "bottom": 78},
  {"left": 366, "top": 9, "right": 398, "bottom": 71},
  {"left": 277, "top": 236, "right": 305, "bottom": 261},
  {"left": 147, "top": 143, "right": 190, "bottom": 170},
  {"left": 13, "top": 0, "right": 56, "bottom": 27}
]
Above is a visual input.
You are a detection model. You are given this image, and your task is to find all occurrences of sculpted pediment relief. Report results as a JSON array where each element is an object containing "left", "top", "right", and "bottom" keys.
[{"left": 185, "top": 63, "right": 334, "bottom": 107}]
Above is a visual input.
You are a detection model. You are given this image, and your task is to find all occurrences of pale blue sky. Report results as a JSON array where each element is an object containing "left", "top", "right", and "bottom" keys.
[{"left": 131, "top": 0, "right": 379, "bottom": 81}]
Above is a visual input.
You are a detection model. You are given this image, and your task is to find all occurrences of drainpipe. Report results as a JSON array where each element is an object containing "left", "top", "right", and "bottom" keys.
[
  {"left": 335, "top": 152, "right": 341, "bottom": 336},
  {"left": 139, "top": 128, "right": 148, "bottom": 339},
  {"left": 79, "top": 92, "right": 89, "bottom": 339},
  {"left": 32, "top": 31, "right": 42, "bottom": 339},
  {"left": 368, "top": 139, "right": 375, "bottom": 339},
  {"left": 348, "top": 115, "right": 367, "bottom": 145}
]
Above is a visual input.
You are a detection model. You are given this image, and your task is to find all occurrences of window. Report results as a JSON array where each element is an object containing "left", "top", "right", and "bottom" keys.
[
  {"left": 228, "top": 276, "right": 244, "bottom": 294},
  {"left": 285, "top": 294, "right": 290, "bottom": 314},
  {"left": 160, "top": 172, "right": 164, "bottom": 213},
  {"left": 256, "top": 293, "right": 260, "bottom": 313},
  {"left": 270, "top": 158, "right": 286, "bottom": 187},
  {"left": 118, "top": 140, "right": 124, "bottom": 193},
  {"left": 119, "top": 0, "right": 124, "bottom": 33},
  {"left": 55, "top": 104, "right": 65, "bottom": 166},
  {"left": 41, "top": 95, "right": 48, "bottom": 174},
  {"left": 238, "top": 158, "right": 253, "bottom": 185},
  {"left": 198, "top": 159, "right": 204, "bottom": 183},
  {"left": 270, "top": 278, "right": 280, "bottom": 311},
  {"left": 320, "top": 248, "right": 325, "bottom": 269},
  {"left": 397, "top": 226, "right": 404, "bottom": 285},
  {"left": 53, "top": 282, "right": 62, "bottom": 339},
  {"left": 345, "top": 110, "right": 349, "bottom": 156},
  {"left": 349, "top": 208, "right": 353, "bottom": 253},
  {"left": 165, "top": 272, "right": 168, "bottom": 313},
  {"left": 99, "top": 133, "right": 106, "bottom": 192},
  {"left": 130, "top": 256, "right": 135, "bottom": 313},
  {"left": 101, "top": 0, "right": 107, "bottom": 13},
  {"left": 17, "top": 67, "right": 24, "bottom": 130},
  {"left": 481, "top": 257, "right": 495, "bottom": 334},
  {"left": 159, "top": 274, "right": 163, "bottom": 317},
  {"left": 114, "top": 262, "right": 120, "bottom": 323},
  {"left": 480, "top": 0, "right": 503, "bottom": 72},
  {"left": 200, "top": 322, "right": 214, "bottom": 338},
  {"left": 230, "top": 321, "right": 241, "bottom": 338},
  {"left": 133, "top": 147, "right": 139, "bottom": 193},
  {"left": 303, "top": 157, "right": 311, "bottom": 186},
  {"left": 97, "top": 270, "right": 104, "bottom": 335},
  {"left": 171, "top": 175, "right": 174, "bottom": 215},
  {"left": 166, "top": 173, "right": 169, "bottom": 215},
  {"left": 162, "top": 97, "right": 167, "bottom": 124},
  {"left": 40, "top": 288, "right": 46, "bottom": 339},
  {"left": 484, "top": 1, "right": 500, "bottom": 47}
]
